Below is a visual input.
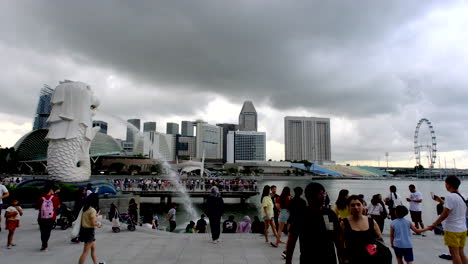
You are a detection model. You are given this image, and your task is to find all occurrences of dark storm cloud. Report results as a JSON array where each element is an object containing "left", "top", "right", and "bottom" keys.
[{"left": 0, "top": 0, "right": 443, "bottom": 117}]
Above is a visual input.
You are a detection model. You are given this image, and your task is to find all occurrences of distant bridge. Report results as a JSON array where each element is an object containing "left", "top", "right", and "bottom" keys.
[{"left": 121, "top": 190, "right": 259, "bottom": 204}]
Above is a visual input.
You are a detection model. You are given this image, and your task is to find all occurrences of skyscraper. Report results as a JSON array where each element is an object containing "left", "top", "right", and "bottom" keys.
[
  {"left": 181, "top": 121, "right": 195, "bottom": 136},
  {"left": 239, "top": 101, "right": 257, "bottom": 131},
  {"left": 92, "top": 120, "right": 108, "bottom": 134},
  {"left": 166, "top": 122, "right": 179, "bottom": 135},
  {"left": 143, "top": 122, "right": 157, "bottom": 132},
  {"left": 226, "top": 131, "right": 266, "bottom": 163},
  {"left": 195, "top": 121, "right": 223, "bottom": 160},
  {"left": 284, "top": 116, "right": 331, "bottom": 161},
  {"left": 33, "top": 85, "right": 54, "bottom": 130},
  {"left": 126, "top": 119, "right": 141, "bottom": 143},
  {"left": 216, "top": 123, "right": 238, "bottom": 162}
]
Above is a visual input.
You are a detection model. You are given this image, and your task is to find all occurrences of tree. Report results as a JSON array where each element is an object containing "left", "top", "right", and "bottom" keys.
[
  {"left": 228, "top": 168, "right": 238, "bottom": 175},
  {"left": 302, "top": 160, "right": 312, "bottom": 171},
  {"left": 285, "top": 170, "right": 291, "bottom": 176}
]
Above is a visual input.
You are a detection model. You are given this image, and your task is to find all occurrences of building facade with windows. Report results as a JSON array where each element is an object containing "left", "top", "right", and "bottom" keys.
[
  {"left": 166, "top": 122, "right": 179, "bottom": 135},
  {"left": 239, "top": 101, "right": 257, "bottom": 131},
  {"left": 33, "top": 85, "right": 54, "bottom": 130},
  {"left": 181, "top": 121, "right": 195, "bottom": 136},
  {"left": 195, "top": 121, "right": 223, "bottom": 160},
  {"left": 143, "top": 122, "right": 157, "bottom": 132},
  {"left": 176, "top": 135, "right": 197, "bottom": 160},
  {"left": 142, "top": 131, "right": 176, "bottom": 161},
  {"left": 226, "top": 131, "right": 266, "bottom": 163},
  {"left": 284, "top": 116, "right": 331, "bottom": 162}
]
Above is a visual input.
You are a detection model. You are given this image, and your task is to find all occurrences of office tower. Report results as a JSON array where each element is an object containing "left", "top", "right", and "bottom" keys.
[
  {"left": 126, "top": 119, "right": 141, "bottom": 143},
  {"left": 166, "top": 122, "right": 179, "bottom": 135},
  {"left": 284, "top": 116, "right": 331, "bottom": 161},
  {"left": 226, "top": 131, "right": 266, "bottom": 163},
  {"left": 195, "top": 121, "right": 223, "bottom": 160},
  {"left": 143, "top": 131, "right": 176, "bottom": 161},
  {"left": 143, "top": 122, "right": 157, "bottom": 132},
  {"left": 239, "top": 101, "right": 257, "bottom": 131},
  {"left": 33, "top": 85, "right": 54, "bottom": 130},
  {"left": 176, "top": 135, "right": 197, "bottom": 160},
  {"left": 181, "top": 121, "right": 195, "bottom": 136},
  {"left": 216, "top": 123, "right": 238, "bottom": 162},
  {"left": 92, "top": 120, "right": 108, "bottom": 134}
]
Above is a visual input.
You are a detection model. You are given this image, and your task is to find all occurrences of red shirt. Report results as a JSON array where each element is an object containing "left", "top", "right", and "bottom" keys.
[{"left": 36, "top": 194, "right": 61, "bottom": 220}]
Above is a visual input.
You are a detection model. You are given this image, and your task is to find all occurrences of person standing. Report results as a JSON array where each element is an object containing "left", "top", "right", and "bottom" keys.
[
  {"left": 385, "top": 185, "right": 403, "bottom": 220},
  {"left": 406, "top": 184, "right": 424, "bottom": 235},
  {"left": 272, "top": 186, "right": 292, "bottom": 247},
  {"left": 5, "top": 198, "right": 23, "bottom": 249},
  {"left": 390, "top": 205, "right": 426, "bottom": 264},
  {"left": 206, "top": 186, "right": 224, "bottom": 243},
  {"left": 286, "top": 183, "right": 340, "bottom": 264},
  {"left": 270, "top": 185, "right": 280, "bottom": 230},
  {"left": 368, "top": 194, "right": 385, "bottom": 233},
  {"left": 339, "top": 195, "right": 391, "bottom": 264},
  {"left": 261, "top": 185, "right": 278, "bottom": 243},
  {"left": 428, "top": 176, "right": 467, "bottom": 264},
  {"left": 0, "top": 182, "right": 9, "bottom": 232},
  {"left": 166, "top": 203, "right": 177, "bottom": 232},
  {"left": 35, "top": 184, "right": 60, "bottom": 251},
  {"left": 78, "top": 193, "right": 105, "bottom": 264},
  {"left": 335, "top": 189, "right": 350, "bottom": 221}
]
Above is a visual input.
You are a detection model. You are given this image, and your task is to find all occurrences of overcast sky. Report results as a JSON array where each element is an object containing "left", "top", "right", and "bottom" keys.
[{"left": 1, "top": 1, "right": 468, "bottom": 168}]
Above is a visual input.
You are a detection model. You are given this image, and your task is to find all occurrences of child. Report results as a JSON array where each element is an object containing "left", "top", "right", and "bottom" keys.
[
  {"left": 5, "top": 198, "right": 23, "bottom": 249},
  {"left": 390, "top": 205, "right": 426, "bottom": 264}
]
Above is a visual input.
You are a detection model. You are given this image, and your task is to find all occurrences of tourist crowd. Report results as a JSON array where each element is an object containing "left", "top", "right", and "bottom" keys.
[
  {"left": 112, "top": 178, "right": 258, "bottom": 192},
  {"left": 0, "top": 176, "right": 466, "bottom": 264}
]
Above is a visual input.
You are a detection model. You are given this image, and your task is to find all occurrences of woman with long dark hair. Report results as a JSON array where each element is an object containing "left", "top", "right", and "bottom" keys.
[
  {"left": 368, "top": 194, "right": 385, "bottom": 233},
  {"left": 261, "top": 185, "right": 278, "bottom": 243},
  {"left": 335, "top": 189, "right": 350, "bottom": 221},
  {"left": 78, "top": 193, "right": 104, "bottom": 264},
  {"left": 339, "top": 195, "right": 390, "bottom": 264},
  {"left": 385, "top": 185, "right": 402, "bottom": 220},
  {"left": 272, "top": 186, "right": 292, "bottom": 247}
]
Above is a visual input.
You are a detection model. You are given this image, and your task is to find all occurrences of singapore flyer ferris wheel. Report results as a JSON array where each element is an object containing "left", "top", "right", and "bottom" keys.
[{"left": 414, "top": 118, "right": 437, "bottom": 168}]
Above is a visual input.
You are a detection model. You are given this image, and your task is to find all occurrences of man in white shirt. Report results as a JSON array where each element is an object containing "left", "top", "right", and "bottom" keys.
[
  {"left": 0, "top": 183, "right": 10, "bottom": 231},
  {"left": 406, "top": 184, "right": 424, "bottom": 235},
  {"left": 429, "top": 176, "right": 467, "bottom": 264}
]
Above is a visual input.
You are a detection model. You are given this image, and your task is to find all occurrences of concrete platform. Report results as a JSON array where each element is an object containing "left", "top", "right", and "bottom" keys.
[{"left": 0, "top": 209, "right": 464, "bottom": 263}]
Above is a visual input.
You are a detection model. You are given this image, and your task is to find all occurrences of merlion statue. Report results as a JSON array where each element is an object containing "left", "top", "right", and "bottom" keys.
[{"left": 46, "top": 81, "right": 100, "bottom": 182}]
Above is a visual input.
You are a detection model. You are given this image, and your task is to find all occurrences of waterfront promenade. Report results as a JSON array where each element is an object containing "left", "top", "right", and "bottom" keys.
[{"left": 0, "top": 209, "right": 462, "bottom": 263}]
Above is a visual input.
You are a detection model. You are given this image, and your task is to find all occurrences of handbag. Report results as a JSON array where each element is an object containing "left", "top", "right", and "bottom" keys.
[{"left": 70, "top": 208, "right": 83, "bottom": 239}]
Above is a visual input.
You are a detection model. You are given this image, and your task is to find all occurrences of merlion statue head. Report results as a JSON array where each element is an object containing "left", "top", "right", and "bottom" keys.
[{"left": 46, "top": 81, "right": 101, "bottom": 182}]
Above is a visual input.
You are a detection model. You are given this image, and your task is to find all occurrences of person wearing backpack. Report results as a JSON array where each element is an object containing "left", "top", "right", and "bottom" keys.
[
  {"left": 428, "top": 176, "right": 467, "bottom": 264},
  {"left": 35, "top": 183, "right": 60, "bottom": 252}
]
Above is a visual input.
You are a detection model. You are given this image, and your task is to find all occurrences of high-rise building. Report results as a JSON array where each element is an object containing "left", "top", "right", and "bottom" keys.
[
  {"left": 126, "top": 119, "right": 141, "bottom": 143},
  {"left": 143, "top": 131, "right": 176, "bottom": 161},
  {"left": 92, "top": 120, "right": 108, "bottom": 134},
  {"left": 143, "top": 122, "right": 157, "bottom": 132},
  {"left": 176, "top": 135, "right": 197, "bottom": 160},
  {"left": 227, "top": 131, "right": 266, "bottom": 163},
  {"left": 216, "top": 123, "right": 238, "bottom": 162},
  {"left": 284, "top": 116, "right": 331, "bottom": 161},
  {"left": 239, "top": 101, "right": 257, "bottom": 131},
  {"left": 181, "top": 121, "right": 195, "bottom": 136},
  {"left": 166, "top": 122, "right": 179, "bottom": 135},
  {"left": 195, "top": 121, "right": 223, "bottom": 160},
  {"left": 33, "top": 85, "right": 54, "bottom": 130}
]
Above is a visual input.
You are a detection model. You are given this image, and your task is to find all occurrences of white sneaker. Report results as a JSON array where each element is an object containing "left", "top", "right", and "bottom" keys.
[{"left": 212, "top": 240, "right": 219, "bottom": 244}]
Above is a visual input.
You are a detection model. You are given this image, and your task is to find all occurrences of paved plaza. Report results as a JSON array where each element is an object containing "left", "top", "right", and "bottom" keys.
[{"left": 0, "top": 209, "right": 464, "bottom": 263}]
